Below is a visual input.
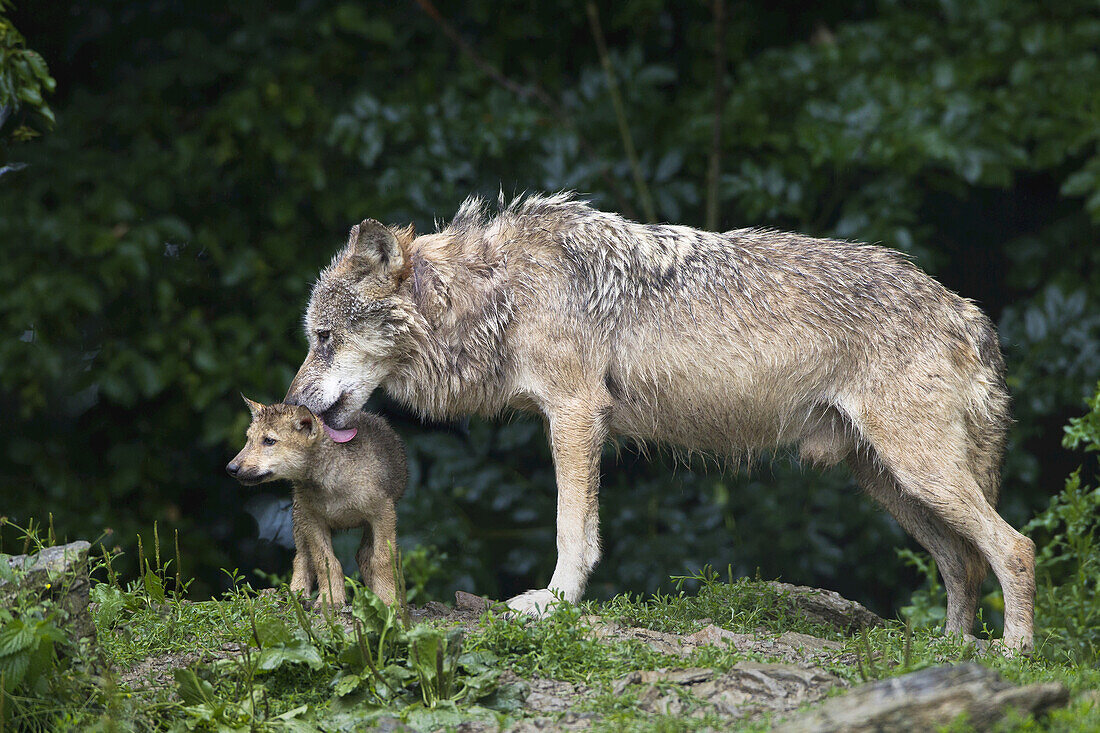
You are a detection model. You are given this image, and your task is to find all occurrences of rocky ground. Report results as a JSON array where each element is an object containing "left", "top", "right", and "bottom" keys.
[{"left": 7, "top": 541, "right": 1092, "bottom": 731}]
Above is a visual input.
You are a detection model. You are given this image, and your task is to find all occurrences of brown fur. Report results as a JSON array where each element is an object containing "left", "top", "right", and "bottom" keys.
[
  {"left": 226, "top": 397, "right": 407, "bottom": 606},
  {"left": 285, "top": 192, "right": 1034, "bottom": 652}
]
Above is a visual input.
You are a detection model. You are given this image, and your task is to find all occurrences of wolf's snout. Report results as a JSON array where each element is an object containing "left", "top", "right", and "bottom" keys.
[{"left": 226, "top": 461, "right": 241, "bottom": 476}]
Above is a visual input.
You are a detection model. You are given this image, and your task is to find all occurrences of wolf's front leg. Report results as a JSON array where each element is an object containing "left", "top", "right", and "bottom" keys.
[{"left": 507, "top": 393, "right": 609, "bottom": 617}]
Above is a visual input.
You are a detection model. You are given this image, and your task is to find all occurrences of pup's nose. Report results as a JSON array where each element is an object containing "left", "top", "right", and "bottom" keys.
[{"left": 226, "top": 462, "right": 240, "bottom": 476}]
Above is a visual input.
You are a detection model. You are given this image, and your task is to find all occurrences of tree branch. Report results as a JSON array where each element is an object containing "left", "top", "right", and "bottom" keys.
[
  {"left": 705, "top": 0, "right": 727, "bottom": 232},
  {"left": 585, "top": 1, "right": 658, "bottom": 223}
]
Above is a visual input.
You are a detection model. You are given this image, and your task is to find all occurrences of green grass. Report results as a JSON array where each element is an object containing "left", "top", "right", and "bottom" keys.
[{"left": 595, "top": 565, "right": 840, "bottom": 639}]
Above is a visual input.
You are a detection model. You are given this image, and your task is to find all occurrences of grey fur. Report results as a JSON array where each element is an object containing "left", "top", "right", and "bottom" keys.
[
  {"left": 286, "top": 192, "right": 1033, "bottom": 652},
  {"left": 227, "top": 399, "right": 407, "bottom": 606}
]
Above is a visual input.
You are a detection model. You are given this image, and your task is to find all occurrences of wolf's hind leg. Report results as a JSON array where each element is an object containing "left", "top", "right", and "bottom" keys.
[
  {"left": 857, "top": 413, "right": 1034, "bottom": 653},
  {"left": 847, "top": 451, "right": 986, "bottom": 640},
  {"left": 507, "top": 391, "right": 610, "bottom": 617}
]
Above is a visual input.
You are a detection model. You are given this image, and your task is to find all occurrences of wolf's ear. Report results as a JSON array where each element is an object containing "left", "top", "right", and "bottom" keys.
[
  {"left": 241, "top": 394, "right": 263, "bottom": 418},
  {"left": 347, "top": 219, "right": 406, "bottom": 274}
]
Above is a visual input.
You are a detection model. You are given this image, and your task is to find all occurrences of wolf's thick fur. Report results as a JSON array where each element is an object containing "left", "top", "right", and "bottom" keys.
[
  {"left": 286, "top": 193, "right": 1034, "bottom": 651},
  {"left": 227, "top": 398, "right": 407, "bottom": 606}
]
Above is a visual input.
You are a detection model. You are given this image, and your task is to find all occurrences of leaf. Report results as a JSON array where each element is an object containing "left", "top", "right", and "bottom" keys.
[
  {"left": 256, "top": 640, "right": 324, "bottom": 671},
  {"left": 462, "top": 667, "right": 502, "bottom": 701},
  {"left": 653, "top": 149, "right": 683, "bottom": 183},
  {"left": 404, "top": 700, "right": 471, "bottom": 730},
  {"left": 273, "top": 704, "right": 309, "bottom": 720},
  {"left": 91, "top": 584, "right": 126, "bottom": 629},
  {"left": 0, "top": 650, "right": 30, "bottom": 691},
  {"left": 174, "top": 668, "right": 216, "bottom": 706},
  {"left": 350, "top": 584, "right": 396, "bottom": 636},
  {"left": 253, "top": 616, "right": 293, "bottom": 647},
  {"left": 477, "top": 679, "right": 529, "bottom": 712},
  {"left": 457, "top": 649, "right": 498, "bottom": 675},
  {"left": 333, "top": 672, "right": 363, "bottom": 697},
  {"left": 1061, "top": 167, "right": 1096, "bottom": 197},
  {"left": 0, "top": 621, "right": 34, "bottom": 657},
  {"left": 143, "top": 567, "right": 165, "bottom": 604}
]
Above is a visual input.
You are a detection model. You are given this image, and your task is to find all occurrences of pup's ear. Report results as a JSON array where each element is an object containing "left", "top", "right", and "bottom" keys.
[
  {"left": 293, "top": 405, "right": 318, "bottom": 436},
  {"left": 347, "top": 219, "right": 406, "bottom": 274},
  {"left": 241, "top": 394, "right": 263, "bottom": 419}
]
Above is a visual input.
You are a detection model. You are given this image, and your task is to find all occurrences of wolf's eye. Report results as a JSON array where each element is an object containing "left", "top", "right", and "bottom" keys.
[
  {"left": 316, "top": 329, "right": 331, "bottom": 344},
  {"left": 262, "top": 436, "right": 277, "bottom": 446}
]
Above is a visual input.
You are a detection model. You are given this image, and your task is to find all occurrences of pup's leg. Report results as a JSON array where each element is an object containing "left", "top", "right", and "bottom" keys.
[
  {"left": 364, "top": 503, "right": 398, "bottom": 605},
  {"left": 314, "top": 533, "right": 346, "bottom": 609},
  {"left": 289, "top": 500, "right": 316, "bottom": 599},
  {"left": 355, "top": 524, "right": 374, "bottom": 592},
  {"left": 507, "top": 392, "right": 610, "bottom": 616},
  {"left": 297, "top": 507, "right": 346, "bottom": 608},
  {"left": 848, "top": 450, "right": 987, "bottom": 640}
]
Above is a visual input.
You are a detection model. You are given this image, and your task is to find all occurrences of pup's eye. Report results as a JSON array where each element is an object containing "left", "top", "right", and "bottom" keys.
[
  {"left": 262, "top": 437, "right": 277, "bottom": 446},
  {"left": 316, "top": 329, "right": 331, "bottom": 343}
]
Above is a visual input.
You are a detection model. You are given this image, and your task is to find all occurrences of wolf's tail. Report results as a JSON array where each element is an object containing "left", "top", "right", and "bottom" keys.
[{"left": 962, "top": 305, "right": 1011, "bottom": 507}]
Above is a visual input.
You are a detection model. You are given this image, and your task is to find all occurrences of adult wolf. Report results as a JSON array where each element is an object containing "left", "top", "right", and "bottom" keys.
[{"left": 285, "top": 192, "right": 1034, "bottom": 653}]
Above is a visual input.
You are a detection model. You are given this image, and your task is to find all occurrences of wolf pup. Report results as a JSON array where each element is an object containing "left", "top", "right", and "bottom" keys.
[
  {"left": 285, "top": 192, "right": 1034, "bottom": 652},
  {"left": 226, "top": 397, "right": 407, "bottom": 607}
]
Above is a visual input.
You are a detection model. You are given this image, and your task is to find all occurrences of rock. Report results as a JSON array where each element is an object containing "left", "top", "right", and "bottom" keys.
[
  {"left": 455, "top": 590, "right": 491, "bottom": 613},
  {"left": 371, "top": 716, "right": 418, "bottom": 732},
  {"left": 510, "top": 712, "right": 598, "bottom": 731},
  {"left": 774, "top": 663, "right": 1070, "bottom": 732},
  {"left": 765, "top": 581, "right": 886, "bottom": 633},
  {"left": 589, "top": 621, "right": 844, "bottom": 667},
  {"left": 524, "top": 676, "right": 590, "bottom": 714},
  {"left": 614, "top": 662, "right": 844, "bottom": 719},
  {"left": 1, "top": 540, "right": 95, "bottom": 642}
]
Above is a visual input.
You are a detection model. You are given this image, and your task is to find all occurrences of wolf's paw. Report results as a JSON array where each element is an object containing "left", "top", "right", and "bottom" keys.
[
  {"left": 976, "top": 637, "right": 1033, "bottom": 659},
  {"left": 505, "top": 588, "right": 565, "bottom": 618}
]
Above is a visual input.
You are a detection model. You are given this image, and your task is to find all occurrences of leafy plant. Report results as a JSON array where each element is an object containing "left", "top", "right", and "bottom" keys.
[
  {"left": 0, "top": 521, "right": 111, "bottom": 731},
  {"left": 1025, "top": 381, "right": 1100, "bottom": 664},
  {"left": 0, "top": 0, "right": 55, "bottom": 163},
  {"left": 897, "top": 548, "right": 946, "bottom": 631}
]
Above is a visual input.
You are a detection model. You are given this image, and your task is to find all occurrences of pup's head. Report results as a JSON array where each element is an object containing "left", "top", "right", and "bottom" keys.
[
  {"left": 285, "top": 220, "right": 414, "bottom": 429},
  {"left": 226, "top": 396, "right": 321, "bottom": 484}
]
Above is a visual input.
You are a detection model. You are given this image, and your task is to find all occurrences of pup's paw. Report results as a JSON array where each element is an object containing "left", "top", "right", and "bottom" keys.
[
  {"left": 505, "top": 588, "right": 564, "bottom": 618},
  {"left": 314, "top": 592, "right": 347, "bottom": 610}
]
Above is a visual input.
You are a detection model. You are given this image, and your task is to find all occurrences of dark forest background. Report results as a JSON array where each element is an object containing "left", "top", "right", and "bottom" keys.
[{"left": 2, "top": 0, "right": 1099, "bottom": 619}]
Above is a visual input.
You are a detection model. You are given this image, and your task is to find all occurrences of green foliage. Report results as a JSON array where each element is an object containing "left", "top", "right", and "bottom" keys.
[
  {"left": 0, "top": 604, "right": 70, "bottom": 725},
  {"left": 0, "top": 0, "right": 54, "bottom": 159},
  {"left": 0, "top": 524, "right": 108, "bottom": 731},
  {"left": 895, "top": 548, "right": 946, "bottom": 630},
  {"left": 1024, "top": 382, "right": 1100, "bottom": 664},
  {"left": 598, "top": 565, "right": 837, "bottom": 638}
]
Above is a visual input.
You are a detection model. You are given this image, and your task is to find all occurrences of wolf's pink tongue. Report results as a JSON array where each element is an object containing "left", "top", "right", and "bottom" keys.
[{"left": 322, "top": 421, "right": 357, "bottom": 443}]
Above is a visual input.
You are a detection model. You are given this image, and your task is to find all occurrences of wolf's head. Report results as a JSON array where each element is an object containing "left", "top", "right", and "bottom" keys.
[
  {"left": 285, "top": 220, "right": 415, "bottom": 429},
  {"left": 226, "top": 397, "right": 321, "bottom": 484}
]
